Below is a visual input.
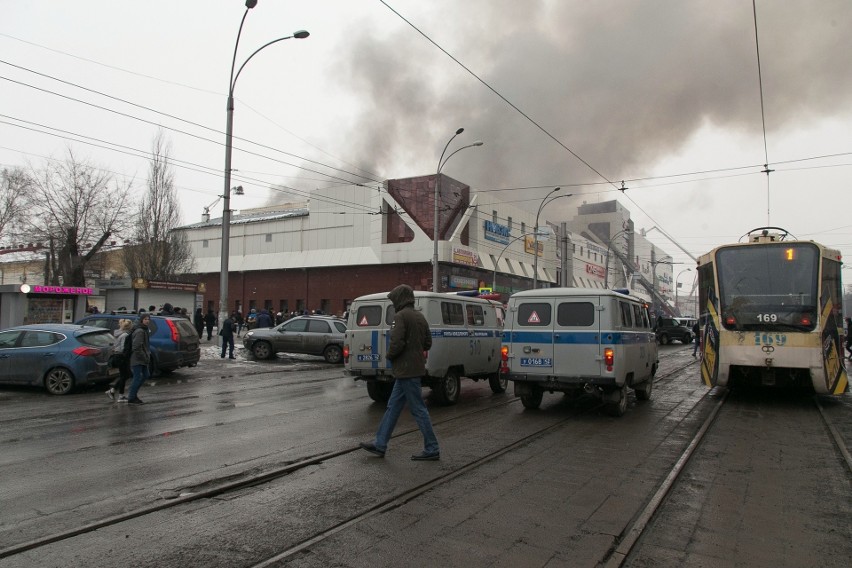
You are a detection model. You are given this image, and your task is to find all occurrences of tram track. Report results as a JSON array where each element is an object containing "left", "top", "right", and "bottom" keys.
[
  {"left": 0, "top": 355, "right": 697, "bottom": 562},
  {"left": 603, "top": 383, "right": 851, "bottom": 568},
  {"left": 814, "top": 396, "right": 852, "bottom": 473}
]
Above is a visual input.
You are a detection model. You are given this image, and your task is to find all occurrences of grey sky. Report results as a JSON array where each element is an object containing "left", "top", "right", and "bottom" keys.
[{"left": 2, "top": 0, "right": 851, "bottom": 275}]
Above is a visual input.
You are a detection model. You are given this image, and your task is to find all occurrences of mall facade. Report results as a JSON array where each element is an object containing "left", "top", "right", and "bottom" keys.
[{"left": 175, "top": 174, "right": 682, "bottom": 318}]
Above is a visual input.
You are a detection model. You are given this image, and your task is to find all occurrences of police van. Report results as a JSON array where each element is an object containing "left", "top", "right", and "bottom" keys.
[
  {"left": 500, "top": 288, "right": 657, "bottom": 416},
  {"left": 344, "top": 291, "right": 505, "bottom": 405}
]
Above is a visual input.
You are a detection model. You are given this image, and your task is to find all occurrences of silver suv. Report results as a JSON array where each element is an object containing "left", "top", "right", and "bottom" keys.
[{"left": 242, "top": 315, "right": 347, "bottom": 363}]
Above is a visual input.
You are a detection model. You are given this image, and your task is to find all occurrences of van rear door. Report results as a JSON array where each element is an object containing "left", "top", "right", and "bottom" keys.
[
  {"left": 553, "top": 296, "right": 602, "bottom": 378},
  {"left": 349, "top": 301, "right": 393, "bottom": 372},
  {"left": 510, "top": 299, "right": 556, "bottom": 373}
]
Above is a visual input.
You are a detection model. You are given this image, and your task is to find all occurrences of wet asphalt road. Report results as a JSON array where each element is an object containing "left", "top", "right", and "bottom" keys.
[{"left": 1, "top": 342, "right": 850, "bottom": 567}]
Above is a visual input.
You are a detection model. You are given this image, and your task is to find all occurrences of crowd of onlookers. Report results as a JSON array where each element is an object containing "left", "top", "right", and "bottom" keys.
[{"left": 86, "top": 303, "right": 343, "bottom": 341}]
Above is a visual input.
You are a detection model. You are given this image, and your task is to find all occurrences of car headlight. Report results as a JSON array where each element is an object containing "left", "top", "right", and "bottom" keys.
[{"left": 245, "top": 332, "right": 253, "bottom": 337}]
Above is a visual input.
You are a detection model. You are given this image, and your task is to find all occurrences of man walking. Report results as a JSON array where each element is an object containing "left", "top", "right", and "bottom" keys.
[
  {"left": 220, "top": 313, "right": 236, "bottom": 359},
  {"left": 127, "top": 313, "right": 152, "bottom": 405},
  {"left": 360, "top": 284, "right": 440, "bottom": 461}
]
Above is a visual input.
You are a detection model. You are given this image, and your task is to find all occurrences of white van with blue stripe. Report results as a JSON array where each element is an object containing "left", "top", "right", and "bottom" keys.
[
  {"left": 344, "top": 291, "right": 505, "bottom": 405},
  {"left": 501, "top": 288, "right": 657, "bottom": 416}
]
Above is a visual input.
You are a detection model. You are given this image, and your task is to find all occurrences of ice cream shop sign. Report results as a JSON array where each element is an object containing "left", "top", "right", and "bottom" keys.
[{"left": 20, "top": 284, "right": 94, "bottom": 295}]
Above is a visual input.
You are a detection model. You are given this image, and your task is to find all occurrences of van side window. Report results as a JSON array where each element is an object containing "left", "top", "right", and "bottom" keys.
[
  {"left": 632, "top": 304, "right": 644, "bottom": 328},
  {"left": 466, "top": 304, "right": 484, "bottom": 326},
  {"left": 556, "top": 302, "right": 594, "bottom": 326},
  {"left": 355, "top": 306, "right": 383, "bottom": 326},
  {"left": 518, "top": 303, "right": 552, "bottom": 326},
  {"left": 620, "top": 302, "right": 633, "bottom": 327},
  {"left": 386, "top": 305, "right": 396, "bottom": 325},
  {"left": 441, "top": 302, "right": 465, "bottom": 325},
  {"left": 642, "top": 307, "right": 651, "bottom": 328}
]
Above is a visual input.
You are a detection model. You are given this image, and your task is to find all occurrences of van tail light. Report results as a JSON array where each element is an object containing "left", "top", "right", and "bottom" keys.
[
  {"left": 343, "top": 344, "right": 350, "bottom": 364},
  {"left": 73, "top": 346, "right": 101, "bottom": 357},
  {"left": 500, "top": 345, "right": 509, "bottom": 373},
  {"left": 604, "top": 348, "right": 614, "bottom": 371},
  {"left": 166, "top": 319, "right": 180, "bottom": 343}
]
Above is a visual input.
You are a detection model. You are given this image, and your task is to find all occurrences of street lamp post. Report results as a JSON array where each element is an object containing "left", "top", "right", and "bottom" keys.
[
  {"left": 432, "top": 129, "right": 483, "bottom": 292},
  {"left": 219, "top": 0, "right": 308, "bottom": 326},
  {"left": 675, "top": 268, "right": 692, "bottom": 314},
  {"left": 603, "top": 229, "right": 633, "bottom": 288},
  {"left": 532, "top": 188, "right": 572, "bottom": 289}
]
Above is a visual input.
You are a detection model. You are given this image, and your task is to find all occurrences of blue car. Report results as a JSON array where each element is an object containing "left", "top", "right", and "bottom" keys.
[
  {"left": 74, "top": 314, "right": 200, "bottom": 376},
  {"left": 0, "top": 324, "right": 117, "bottom": 395}
]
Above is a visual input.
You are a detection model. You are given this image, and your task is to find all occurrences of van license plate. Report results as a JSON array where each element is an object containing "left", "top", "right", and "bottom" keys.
[
  {"left": 520, "top": 358, "right": 552, "bottom": 367},
  {"left": 357, "top": 354, "right": 380, "bottom": 362}
]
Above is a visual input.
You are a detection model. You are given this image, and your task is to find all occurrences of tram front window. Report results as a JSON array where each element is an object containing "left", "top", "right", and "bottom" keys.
[{"left": 716, "top": 243, "right": 819, "bottom": 331}]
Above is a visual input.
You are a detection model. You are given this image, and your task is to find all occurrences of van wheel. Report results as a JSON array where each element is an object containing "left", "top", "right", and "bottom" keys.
[
  {"left": 435, "top": 370, "right": 461, "bottom": 405},
  {"left": 367, "top": 381, "right": 392, "bottom": 402},
  {"left": 252, "top": 341, "right": 273, "bottom": 360},
  {"left": 605, "top": 385, "right": 628, "bottom": 417},
  {"left": 323, "top": 345, "right": 343, "bottom": 364},
  {"left": 488, "top": 372, "right": 508, "bottom": 393},
  {"left": 520, "top": 388, "right": 543, "bottom": 409},
  {"left": 634, "top": 378, "right": 653, "bottom": 401},
  {"left": 659, "top": 334, "right": 669, "bottom": 345}
]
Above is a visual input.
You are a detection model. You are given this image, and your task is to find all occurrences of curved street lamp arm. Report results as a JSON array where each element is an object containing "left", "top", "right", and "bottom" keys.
[
  {"left": 493, "top": 232, "right": 537, "bottom": 289},
  {"left": 232, "top": 35, "right": 298, "bottom": 94},
  {"left": 439, "top": 141, "right": 483, "bottom": 173},
  {"left": 437, "top": 129, "right": 463, "bottom": 174},
  {"left": 228, "top": 9, "right": 252, "bottom": 98}
]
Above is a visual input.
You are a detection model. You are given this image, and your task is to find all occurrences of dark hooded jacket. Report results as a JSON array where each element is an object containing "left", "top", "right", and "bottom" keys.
[
  {"left": 386, "top": 285, "right": 432, "bottom": 379},
  {"left": 129, "top": 317, "right": 151, "bottom": 367}
]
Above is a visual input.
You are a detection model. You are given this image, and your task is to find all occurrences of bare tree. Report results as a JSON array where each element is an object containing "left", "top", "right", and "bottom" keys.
[
  {"left": 27, "top": 149, "right": 134, "bottom": 286},
  {"left": 0, "top": 167, "right": 32, "bottom": 244},
  {"left": 122, "top": 131, "right": 194, "bottom": 281}
]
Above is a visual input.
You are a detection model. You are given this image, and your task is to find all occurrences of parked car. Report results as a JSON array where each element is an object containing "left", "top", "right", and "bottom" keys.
[
  {"left": 654, "top": 316, "right": 693, "bottom": 345},
  {"left": 74, "top": 313, "right": 200, "bottom": 375},
  {"left": 243, "top": 315, "right": 346, "bottom": 363},
  {"left": 0, "top": 324, "right": 117, "bottom": 395}
]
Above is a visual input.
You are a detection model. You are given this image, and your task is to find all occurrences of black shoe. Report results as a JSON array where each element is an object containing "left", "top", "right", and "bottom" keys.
[
  {"left": 359, "top": 442, "right": 385, "bottom": 457},
  {"left": 127, "top": 398, "right": 145, "bottom": 405},
  {"left": 221, "top": 354, "right": 225, "bottom": 358},
  {"left": 411, "top": 451, "right": 440, "bottom": 461},
  {"left": 229, "top": 356, "right": 237, "bottom": 359}
]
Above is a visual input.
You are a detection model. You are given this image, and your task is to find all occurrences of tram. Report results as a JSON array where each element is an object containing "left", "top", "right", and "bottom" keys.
[{"left": 696, "top": 227, "right": 847, "bottom": 394}]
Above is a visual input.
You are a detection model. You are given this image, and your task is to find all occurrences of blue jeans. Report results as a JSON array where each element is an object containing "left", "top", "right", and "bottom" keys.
[
  {"left": 128, "top": 364, "right": 150, "bottom": 401},
  {"left": 374, "top": 378, "right": 439, "bottom": 454}
]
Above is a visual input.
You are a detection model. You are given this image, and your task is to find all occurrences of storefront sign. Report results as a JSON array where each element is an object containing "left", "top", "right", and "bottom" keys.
[
  {"left": 524, "top": 236, "right": 543, "bottom": 257},
  {"left": 20, "top": 284, "right": 93, "bottom": 295},
  {"left": 133, "top": 279, "right": 200, "bottom": 292},
  {"left": 148, "top": 280, "right": 200, "bottom": 292},
  {"left": 449, "top": 275, "right": 478, "bottom": 289},
  {"left": 585, "top": 263, "right": 605, "bottom": 278},
  {"left": 483, "top": 220, "right": 511, "bottom": 245},
  {"left": 452, "top": 248, "right": 480, "bottom": 267}
]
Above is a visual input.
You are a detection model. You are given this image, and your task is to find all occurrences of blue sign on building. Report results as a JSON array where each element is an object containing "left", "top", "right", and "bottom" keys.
[{"left": 484, "top": 220, "right": 511, "bottom": 245}]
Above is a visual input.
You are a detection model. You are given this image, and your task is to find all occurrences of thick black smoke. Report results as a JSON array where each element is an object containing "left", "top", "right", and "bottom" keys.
[{"left": 325, "top": 0, "right": 852, "bottom": 214}]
